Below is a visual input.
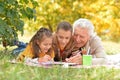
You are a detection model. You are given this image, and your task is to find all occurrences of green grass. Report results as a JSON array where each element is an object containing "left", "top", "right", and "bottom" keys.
[
  {"left": 0, "top": 41, "right": 120, "bottom": 80},
  {"left": 1, "top": 33, "right": 120, "bottom": 80},
  {"left": 0, "top": 52, "right": 120, "bottom": 80}
]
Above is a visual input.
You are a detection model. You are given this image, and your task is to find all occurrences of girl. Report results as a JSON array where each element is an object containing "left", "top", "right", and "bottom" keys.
[{"left": 16, "top": 28, "right": 54, "bottom": 62}]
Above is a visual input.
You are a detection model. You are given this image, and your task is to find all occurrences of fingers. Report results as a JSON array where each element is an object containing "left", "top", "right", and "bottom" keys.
[
  {"left": 44, "top": 55, "right": 52, "bottom": 60},
  {"left": 72, "top": 50, "right": 81, "bottom": 56},
  {"left": 38, "top": 58, "right": 47, "bottom": 62},
  {"left": 66, "top": 54, "right": 82, "bottom": 64},
  {"left": 38, "top": 55, "right": 53, "bottom": 62}
]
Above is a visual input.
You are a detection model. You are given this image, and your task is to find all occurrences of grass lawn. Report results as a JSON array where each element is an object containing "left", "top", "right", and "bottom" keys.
[
  {"left": 0, "top": 41, "right": 120, "bottom": 80},
  {"left": 0, "top": 33, "right": 120, "bottom": 80},
  {"left": 0, "top": 51, "right": 120, "bottom": 80}
]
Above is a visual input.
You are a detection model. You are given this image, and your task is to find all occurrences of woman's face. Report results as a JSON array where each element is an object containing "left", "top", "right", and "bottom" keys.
[
  {"left": 56, "top": 29, "right": 72, "bottom": 50},
  {"left": 38, "top": 36, "right": 52, "bottom": 53}
]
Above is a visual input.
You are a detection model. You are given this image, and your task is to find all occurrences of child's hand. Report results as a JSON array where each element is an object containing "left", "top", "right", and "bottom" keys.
[
  {"left": 43, "top": 55, "right": 52, "bottom": 61},
  {"left": 38, "top": 55, "right": 52, "bottom": 62},
  {"left": 38, "top": 58, "right": 48, "bottom": 62}
]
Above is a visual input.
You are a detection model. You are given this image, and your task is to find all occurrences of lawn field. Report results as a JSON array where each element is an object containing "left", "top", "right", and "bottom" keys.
[
  {"left": 0, "top": 41, "right": 120, "bottom": 80},
  {"left": 0, "top": 33, "right": 120, "bottom": 80},
  {"left": 0, "top": 51, "right": 120, "bottom": 80}
]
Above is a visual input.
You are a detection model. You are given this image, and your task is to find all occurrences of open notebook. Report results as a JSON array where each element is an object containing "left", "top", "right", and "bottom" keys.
[
  {"left": 40, "top": 61, "right": 77, "bottom": 66},
  {"left": 9, "top": 58, "right": 78, "bottom": 67}
]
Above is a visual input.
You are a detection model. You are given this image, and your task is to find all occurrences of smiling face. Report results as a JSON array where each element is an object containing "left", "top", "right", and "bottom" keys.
[
  {"left": 37, "top": 36, "right": 52, "bottom": 53},
  {"left": 73, "top": 27, "right": 90, "bottom": 48},
  {"left": 56, "top": 29, "right": 72, "bottom": 50}
]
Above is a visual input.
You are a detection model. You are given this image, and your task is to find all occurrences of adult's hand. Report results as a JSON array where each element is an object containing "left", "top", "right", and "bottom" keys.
[
  {"left": 71, "top": 50, "right": 81, "bottom": 56},
  {"left": 66, "top": 53, "right": 82, "bottom": 64}
]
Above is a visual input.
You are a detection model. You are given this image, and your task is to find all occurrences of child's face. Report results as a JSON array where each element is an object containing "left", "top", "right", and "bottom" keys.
[{"left": 38, "top": 37, "right": 52, "bottom": 53}]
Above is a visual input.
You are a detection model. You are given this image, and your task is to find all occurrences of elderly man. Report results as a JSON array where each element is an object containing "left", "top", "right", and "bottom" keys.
[{"left": 66, "top": 18, "right": 107, "bottom": 65}]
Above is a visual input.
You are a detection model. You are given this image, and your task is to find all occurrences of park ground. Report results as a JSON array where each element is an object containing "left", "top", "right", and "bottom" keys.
[{"left": 0, "top": 32, "right": 120, "bottom": 80}]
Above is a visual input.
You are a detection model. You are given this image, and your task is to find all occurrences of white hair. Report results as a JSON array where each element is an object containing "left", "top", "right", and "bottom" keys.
[{"left": 73, "top": 18, "right": 94, "bottom": 36}]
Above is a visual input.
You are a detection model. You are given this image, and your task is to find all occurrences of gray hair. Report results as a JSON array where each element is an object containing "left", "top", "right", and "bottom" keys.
[{"left": 73, "top": 18, "right": 94, "bottom": 36}]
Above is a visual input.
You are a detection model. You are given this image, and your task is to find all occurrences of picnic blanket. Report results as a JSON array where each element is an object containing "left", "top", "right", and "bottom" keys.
[
  {"left": 10, "top": 54, "right": 120, "bottom": 69},
  {"left": 24, "top": 58, "right": 77, "bottom": 68},
  {"left": 23, "top": 54, "right": 120, "bottom": 69},
  {"left": 107, "top": 54, "right": 120, "bottom": 66}
]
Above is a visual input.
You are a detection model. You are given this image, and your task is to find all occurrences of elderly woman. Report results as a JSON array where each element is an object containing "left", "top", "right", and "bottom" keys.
[{"left": 66, "top": 18, "right": 107, "bottom": 65}]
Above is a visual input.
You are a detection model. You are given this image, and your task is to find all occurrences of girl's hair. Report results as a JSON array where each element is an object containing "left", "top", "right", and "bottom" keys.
[
  {"left": 56, "top": 21, "right": 73, "bottom": 33},
  {"left": 30, "top": 27, "right": 52, "bottom": 57}
]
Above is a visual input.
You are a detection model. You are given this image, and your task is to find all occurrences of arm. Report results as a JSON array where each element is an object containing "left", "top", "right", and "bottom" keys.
[
  {"left": 16, "top": 44, "right": 33, "bottom": 62},
  {"left": 90, "top": 35, "right": 107, "bottom": 64},
  {"left": 66, "top": 53, "right": 82, "bottom": 64}
]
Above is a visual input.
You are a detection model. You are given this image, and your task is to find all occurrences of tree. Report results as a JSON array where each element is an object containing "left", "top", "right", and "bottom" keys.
[
  {"left": 24, "top": 0, "right": 120, "bottom": 41},
  {"left": 26, "top": 0, "right": 81, "bottom": 32},
  {"left": 0, "top": 0, "right": 38, "bottom": 47}
]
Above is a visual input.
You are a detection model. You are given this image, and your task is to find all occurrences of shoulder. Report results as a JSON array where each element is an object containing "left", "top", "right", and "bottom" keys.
[
  {"left": 86, "top": 34, "right": 106, "bottom": 58},
  {"left": 88, "top": 33, "right": 104, "bottom": 50},
  {"left": 89, "top": 33, "right": 102, "bottom": 44},
  {"left": 22, "top": 42, "right": 33, "bottom": 55},
  {"left": 25, "top": 42, "right": 32, "bottom": 50}
]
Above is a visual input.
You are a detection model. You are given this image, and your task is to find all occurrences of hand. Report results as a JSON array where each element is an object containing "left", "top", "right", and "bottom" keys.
[
  {"left": 71, "top": 50, "right": 81, "bottom": 57},
  {"left": 81, "top": 50, "right": 87, "bottom": 55},
  {"left": 81, "top": 48, "right": 87, "bottom": 55},
  {"left": 66, "top": 53, "right": 82, "bottom": 64},
  {"left": 38, "top": 55, "right": 52, "bottom": 62},
  {"left": 38, "top": 58, "right": 48, "bottom": 62},
  {"left": 43, "top": 55, "right": 52, "bottom": 61}
]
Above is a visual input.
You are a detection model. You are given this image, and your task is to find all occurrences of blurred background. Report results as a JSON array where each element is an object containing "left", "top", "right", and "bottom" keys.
[{"left": 0, "top": 0, "right": 120, "bottom": 54}]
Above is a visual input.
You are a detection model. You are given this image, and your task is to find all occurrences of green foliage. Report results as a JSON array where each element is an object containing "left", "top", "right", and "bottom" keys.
[
  {"left": 0, "top": 0, "right": 38, "bottom": 47},
  {"left": 25, "top": 0, "right": 120, "bottom": 42},
  {"left": 25, "top": 0, "right": 80, "bottom": 32},
  {"left": 89, "top": 0, "right": 120, "bottom": 42},
  {"left": 1, "top": 0, "right": 119, "bottom": 44}
]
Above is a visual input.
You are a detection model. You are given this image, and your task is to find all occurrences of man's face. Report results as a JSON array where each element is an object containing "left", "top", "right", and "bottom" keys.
[
  {"left": 73, "top": 27, "right": 90, "bottom": 48},
  {"left": 56, "top": 29, "right": 72, "bottom": 49}
]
